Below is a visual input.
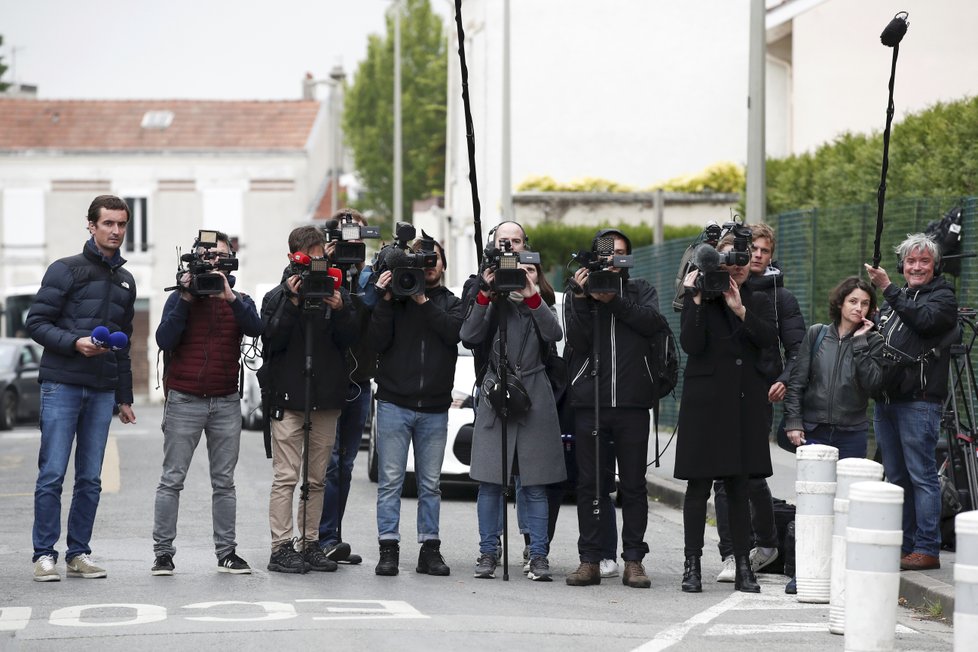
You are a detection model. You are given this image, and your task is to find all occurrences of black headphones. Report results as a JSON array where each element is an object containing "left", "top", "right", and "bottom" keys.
[{"left": 487, "top": 220, "right": 530, "bottom": 250}]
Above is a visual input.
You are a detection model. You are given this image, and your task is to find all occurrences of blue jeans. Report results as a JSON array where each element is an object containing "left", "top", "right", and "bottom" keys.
[
  {"left": 319, "top": 382, "right": 372, "bottom": 547},
  {"left": 32, "top": 382, "right": 116, "bottom": 562},
  {"left": 478, "top": 480, "right": 549, "bottom": 558},
  {"left": 153, "top": 390, "right": 241, "bottom": 560},
  {"left": 375, "top": 401, "right": 448, "bottom": 543},
  {"left": 874, "top": 401, "right": 942, "bottom": 556},
  {"left": 804, "top": 424, "right": 868, "bottom": 460}
]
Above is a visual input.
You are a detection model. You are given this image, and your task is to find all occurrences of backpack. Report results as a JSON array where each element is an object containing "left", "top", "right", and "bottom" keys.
[
  {"left": 925, "top": 205, "right": 964, "bottom": 277},
  {"left": 650, "top": 325, "right": 679, "bottom": 400}
]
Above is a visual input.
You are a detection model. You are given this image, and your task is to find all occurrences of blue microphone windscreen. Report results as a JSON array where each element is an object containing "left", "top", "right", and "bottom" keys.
[
  {"left": 91, "top": 326, "right": 110, "bottom": 345},
  {"left": 108, "top": 332, "right": 129, "bottom": 350}
]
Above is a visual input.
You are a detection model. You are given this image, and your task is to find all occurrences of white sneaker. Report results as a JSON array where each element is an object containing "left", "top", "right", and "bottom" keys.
[
  {"left": 750, "top": 546, "right": 779, "bottom": 572},
  {"left": 716, "top": 555, "right": 735, "bottom": 582},
  {"left": 599, "top": 558, "right": 619, "bottom": 578},
  {"left": 66, "top": 553, "right": 107, "bottom": 579},
  {"left": 33, "top": 555, "right": 60, "bottom": 582}
]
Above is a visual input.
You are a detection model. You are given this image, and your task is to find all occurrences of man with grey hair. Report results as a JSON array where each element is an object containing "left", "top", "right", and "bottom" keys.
[{"left": 864, "top": 233, "right": 957, "bottom": 571}]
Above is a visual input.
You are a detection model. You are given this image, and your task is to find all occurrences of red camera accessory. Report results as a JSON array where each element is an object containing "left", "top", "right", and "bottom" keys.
[{"left": 288, "top": 251, "right": 312, "bottom": 267}]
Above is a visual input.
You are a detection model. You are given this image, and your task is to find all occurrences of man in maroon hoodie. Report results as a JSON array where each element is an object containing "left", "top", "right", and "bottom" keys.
[{"left": 151, "top": 231, "right": 262, "bottom": 576}]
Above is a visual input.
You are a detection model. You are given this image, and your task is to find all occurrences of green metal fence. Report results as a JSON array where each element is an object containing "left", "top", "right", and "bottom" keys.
[{"left": 633, "top": 195, "right": 978, "bottom": 429}]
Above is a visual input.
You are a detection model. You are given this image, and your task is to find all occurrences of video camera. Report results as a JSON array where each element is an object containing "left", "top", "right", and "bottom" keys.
[
  {"left": 572, "top": 234, "right": 633, "bottom": 295},
  {"left": 672, "top": 220, "right": 752, "bottom": 309},
  {"left": 173, "top": 229, "right": 239, "bottom": 297},
  {"left": 482, "top": 238, "right": 541, "bottom": 293},
  {"left": 323, "top": 211, "right": 381, "bottom": 266},
  {"left": 373, "top": 222, "right": 439, "bottom": 298},
  {"left": 288, "top": 252, "right": 343, "bottom": 311}
]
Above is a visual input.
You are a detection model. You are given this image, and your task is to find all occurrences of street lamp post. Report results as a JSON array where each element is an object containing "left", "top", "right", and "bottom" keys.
[
  {"left": 328, "top": 64, "right": 347, "bottom": 216},
  {"left": 393, "top": 0, "right": 404, "bottom": 225}
]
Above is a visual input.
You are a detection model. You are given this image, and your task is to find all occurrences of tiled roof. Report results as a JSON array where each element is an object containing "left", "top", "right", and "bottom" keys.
[{"left": 0, "top": 99, "right": 322, "bottom": 151}]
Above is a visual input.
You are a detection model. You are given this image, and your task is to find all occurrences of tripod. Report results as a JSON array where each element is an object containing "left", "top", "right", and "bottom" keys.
[
  {"left": 493, "top": 295, "right": 514, "bottom": 581},
  {"left": 297, "top": 300, "right": 330, "bottom": 565},
  {"left": 940, "top": 308, "right": 978, "bottom": 513}
]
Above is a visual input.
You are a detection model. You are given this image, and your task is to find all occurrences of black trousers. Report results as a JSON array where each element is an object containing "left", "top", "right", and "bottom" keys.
[
  {"left": 575, "top": 407, "right": 650, "bottom": 562},
  {"left": 684, "top": 476, "right": 751, "bottom": 558},
  {"left": 713, "top": 478, "right": 779, "bottom": 558}
]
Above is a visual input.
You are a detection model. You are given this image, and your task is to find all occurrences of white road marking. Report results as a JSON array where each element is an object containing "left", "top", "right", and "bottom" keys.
[
  {"left": 183, "top": 601, "right": 297, "bottom": 622},
  {"left": 296, "top": 599, "right": 429, "bottom": 621},
  {"left": 631, "top": 592, "right": 748, "bottom": 652},
  {"left": 49, "top": 604, "right": 167, "bottom": 627},
  {"left": 0, "top": 607, "right": 32, "bottom": 631},
  {"left": 705, "top": 622, "right": 919, "bottom": 636}
]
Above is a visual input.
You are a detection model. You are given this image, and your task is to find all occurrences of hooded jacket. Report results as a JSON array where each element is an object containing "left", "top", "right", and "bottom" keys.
[
  {"left": 26, "top": 239, "right": 136, "bottom": 404},
  {"left": 746, "top": 264, "right": 806, "bottom": 385},
  {"left": 369, "top": 285, "right": 463, "bottom": 411},
  {"left": 876, "top": 276, "right": 957, "bottom": 403},
  {"left": 565, "top": 230, "right": 670, "bottom": 409}
]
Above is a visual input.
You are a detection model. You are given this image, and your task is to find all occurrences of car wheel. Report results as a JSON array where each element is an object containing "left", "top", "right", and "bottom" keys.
[
  {"left": 367, "top": 417, "right": 379, "bottom": 482},
  {"left": 0, "top": 390, "right": 17, "bottom": 430}
]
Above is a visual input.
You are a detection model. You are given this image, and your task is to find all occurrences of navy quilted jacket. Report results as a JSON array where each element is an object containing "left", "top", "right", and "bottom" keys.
[{"left": 26, "top": 239, "right": 137, "bottom": 404}]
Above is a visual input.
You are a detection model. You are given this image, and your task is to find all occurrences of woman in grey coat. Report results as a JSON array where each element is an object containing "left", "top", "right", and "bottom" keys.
[{"left": 461, "top": 262, "right": 565, "bottom": 582}]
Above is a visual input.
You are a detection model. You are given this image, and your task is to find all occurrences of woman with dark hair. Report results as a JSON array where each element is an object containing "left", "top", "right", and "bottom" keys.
[
  {"left": 784, "top": 276, "right": 885, "bottom": 459},
  {"left": 675, "top": 238, "right": 778, "bottom": 594}
]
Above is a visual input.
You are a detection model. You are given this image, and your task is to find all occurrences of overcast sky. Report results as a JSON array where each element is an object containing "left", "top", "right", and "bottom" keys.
[{"left": 0, "top": 0, "right": 449, "bottom": 101}]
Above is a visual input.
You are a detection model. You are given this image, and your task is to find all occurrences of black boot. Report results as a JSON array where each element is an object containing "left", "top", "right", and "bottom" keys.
[
  {"left": 681, "top": 556, "right": 702, "bottom": 593},
  {"left": 734, "top": 554, "right": 760, "bottom": 593},
  {"left": 416, "top": 539, "right": 450, "bottom": 576},
  {"left": 375, "top": 540, "right": 400, "bottom": 576}
]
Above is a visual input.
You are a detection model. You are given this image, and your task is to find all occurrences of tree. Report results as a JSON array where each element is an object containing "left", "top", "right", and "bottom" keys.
[
  {"left": 0, "top": 36, "right": 10, "bottom": 92},
  {"left": 344, "top": 0, "right": 447, "bottom": 229}
]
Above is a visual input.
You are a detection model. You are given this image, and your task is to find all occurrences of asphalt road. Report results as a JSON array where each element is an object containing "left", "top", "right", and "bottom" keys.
[{"left": 0, "top": 403, "right": 954, "bottom": 650}]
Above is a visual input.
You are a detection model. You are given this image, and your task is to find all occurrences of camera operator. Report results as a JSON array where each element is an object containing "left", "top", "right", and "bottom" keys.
[
  {"left": 151, "top": 231, "right": 262, "bottom": 576},
  {"left": 369, "top": 237, "right": 463, "bottom": 577},
  {"left": 864, "top": 234, "right": 958, "bottom": 572},
  {"left": 712, "top": 222, "right": 806, "bottom": 583},
  {"left": 318, "top": 208, "right": 379, "bottom": 565},
  {"left": 564, "top": 228, "right": 669, "bottom": 589},
  {"left": 462, "top": 261, "right": 566, "bottom": 582},
  {"left": 259, "top": 226, "right": 358, "bottom": 574},
  {"left": 674, "top": 235, "right": 778, "bottom": 594}
]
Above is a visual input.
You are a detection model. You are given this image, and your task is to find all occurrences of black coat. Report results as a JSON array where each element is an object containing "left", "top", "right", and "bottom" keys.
[
  {"left": 26, "top": 240, "right": 137, "bottom": 404},
  {"left": 746, "top": 266, "right": 806, "bottom": 385},
  {"left": 258, "top": 282, "right": 358, "bottom": 411},
  {"left": 673, "top": 287, "right": 778, "bottom": 480}
]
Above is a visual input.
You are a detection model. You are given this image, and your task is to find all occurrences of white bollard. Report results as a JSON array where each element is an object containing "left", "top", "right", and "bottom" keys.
[
  {"left": 956, "top": 510, "right": 978, "bottom": 652},
  {"left": 795, "top": 444, "right": 839, "bottom": 603},
  {"left": 844, "top": 480, "right": 904, "bottom": 652},
  {"left": 829, "top": 459, "right": 884, "bottom": 635}
]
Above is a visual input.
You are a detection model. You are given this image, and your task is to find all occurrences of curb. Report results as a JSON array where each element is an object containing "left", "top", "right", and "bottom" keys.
[{"left": 647, "top": 476, "right": 956, "bottom": 622}]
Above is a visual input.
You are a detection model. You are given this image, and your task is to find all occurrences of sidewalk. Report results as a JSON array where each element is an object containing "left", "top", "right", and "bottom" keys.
[{"left": 645, "top": 433, "right": 956, "bottom": 620}]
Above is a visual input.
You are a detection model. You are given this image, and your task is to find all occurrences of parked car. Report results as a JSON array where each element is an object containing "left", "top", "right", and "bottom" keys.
[
  {"left": 367, "top": 289, "right": 565, "bottom": 488},
  {"left": 0, "top": 338, "right": 42, "bottom": 429}
]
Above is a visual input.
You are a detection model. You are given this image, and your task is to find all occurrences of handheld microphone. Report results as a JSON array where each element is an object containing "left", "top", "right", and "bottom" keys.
[
  {"left": 91, "top": 326, "right": 111, "bottom": 347},
  {"left": 108, "top": 332, "right": 129, "bottom": 351}
]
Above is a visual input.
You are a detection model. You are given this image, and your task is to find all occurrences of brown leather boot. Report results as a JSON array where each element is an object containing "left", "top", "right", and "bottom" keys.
[
  {"left": 900, "top": 552, "right": 940, "bottom": 571},
  {"left": 565, "top": 561, "right": 601, "bottom": 586},
  {"left": 622, "top": 560, "right": 652, "bottom": 588}
]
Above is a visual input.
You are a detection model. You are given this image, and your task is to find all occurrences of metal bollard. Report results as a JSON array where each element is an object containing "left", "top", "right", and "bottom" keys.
[
  {"left": 956, "top": 510, "right": 978, "bottom": 651},
  {"left": 844, "top": 480, "right": 904, "bottom": 652},
  {"left": 829, "top": 459, "right": 884, "bottom": 635},
  {"left": 795, "top": 444, "right": 839, "bottom": 603}
]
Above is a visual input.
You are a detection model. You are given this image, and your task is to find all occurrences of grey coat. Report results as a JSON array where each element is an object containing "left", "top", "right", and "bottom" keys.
[{"left": 461, "top": 297, "right": 567, "bottom": 487}]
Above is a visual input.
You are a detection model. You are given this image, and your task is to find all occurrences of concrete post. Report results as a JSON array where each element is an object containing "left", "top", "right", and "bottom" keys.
[
  {"left": 956, "top": 510, "right": 978, "bottom": 651},
  {"left": 844, "top": 481, "right": 904, "bottom": 652},
  {"left": 829, "top": 459, "right": 884, "bottom": 634},
  {"left": 795, "top": 444, "right": 839, "bottom": 603}
]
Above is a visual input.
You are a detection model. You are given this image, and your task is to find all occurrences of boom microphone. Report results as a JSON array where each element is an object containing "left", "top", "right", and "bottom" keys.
[
  {"left": 691, "top": 243, "right": 721, "bottom": 273},
  {"left": 880, "top": 12, "right": 909, "bottom": 47},
  {"left": 108, "top": 332, "right": 129, "bottom": 351},
  {"left": 91, "top": 326, "right": 110, "bottom": 347}
]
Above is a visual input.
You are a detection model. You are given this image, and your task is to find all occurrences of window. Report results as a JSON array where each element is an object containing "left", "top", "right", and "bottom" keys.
[{"left": 124, "top": 197, "right": 149, "bottom": 253}]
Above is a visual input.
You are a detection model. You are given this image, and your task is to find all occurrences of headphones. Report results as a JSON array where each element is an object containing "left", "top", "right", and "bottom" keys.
[{"left": 487, "top": 220, "right": 530, "bottom": 250}]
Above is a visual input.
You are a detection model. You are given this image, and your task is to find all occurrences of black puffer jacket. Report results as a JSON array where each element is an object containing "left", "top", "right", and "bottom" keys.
[
  {"left": 876, "top": 277, "right": 958, "bottom": 403},
  {"left": 26, "top": 239, "right": 136, "bottom": 404},
  {"left": 746, "top": 265, "right": 806, "bottom": 385},
  {"left": 259, "top": 281, "right": 358, "bottom": 411},
  {"left": 370, "top": 285, "right": 463, "bottom": 411},
  {"left": 784, "top": 323, "right": 884, "bottom": 431}
]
